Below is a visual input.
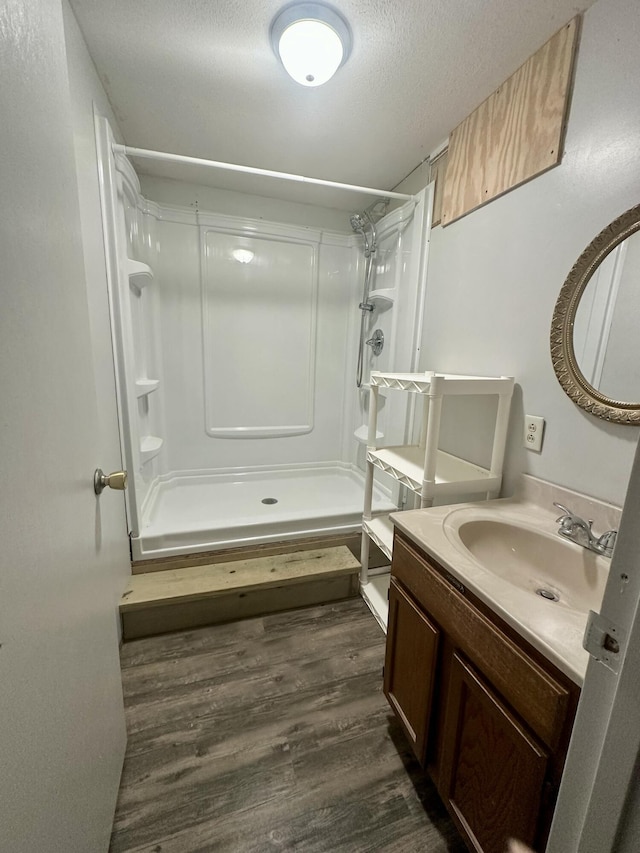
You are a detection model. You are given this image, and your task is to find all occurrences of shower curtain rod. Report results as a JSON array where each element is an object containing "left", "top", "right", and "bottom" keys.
[{"left": 112, "top": 144, "right": 418, "bottom": 202}]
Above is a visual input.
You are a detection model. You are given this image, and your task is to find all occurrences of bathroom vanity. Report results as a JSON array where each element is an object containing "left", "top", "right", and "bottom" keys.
[{"left": 382, "top": 479, "right": 620, "bottom": 853}]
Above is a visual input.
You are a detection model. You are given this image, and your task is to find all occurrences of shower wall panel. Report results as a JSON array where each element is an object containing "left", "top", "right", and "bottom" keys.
[
  {"left": 201, "top": 229, "right": 317, "bottom": 438},
  {"left": 118, "top": 162, "right": 162, "bottom": 523},
  {"left": 355, "top": 199, "right": 429, "bottom": 451},
  {"left": 154, "top": 207, "right": 356, "bottom": 475}
]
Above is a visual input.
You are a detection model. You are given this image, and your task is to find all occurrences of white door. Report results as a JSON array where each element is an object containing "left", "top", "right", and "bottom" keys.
[
  {"left": 0, "top": 1, "right": 128, "bottom": 851},
  {"left": 547, "top": 432, "right": 640, "bottom": 853}
]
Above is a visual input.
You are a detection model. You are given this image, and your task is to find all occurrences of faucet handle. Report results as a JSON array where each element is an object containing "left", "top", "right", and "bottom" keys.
[
  {"left": 597, "top": 529, "right": 618, "bottom": 556},
  {"left": 553, "top": 502, "right": 573, "bottom": 516}
]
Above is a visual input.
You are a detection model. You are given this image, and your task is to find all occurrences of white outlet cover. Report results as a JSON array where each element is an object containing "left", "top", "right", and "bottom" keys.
[{"left": 524, "top": 415, "right": 545, "bottom": 451}]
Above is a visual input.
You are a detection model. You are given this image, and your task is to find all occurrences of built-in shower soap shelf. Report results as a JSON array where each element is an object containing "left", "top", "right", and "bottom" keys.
[
  {"left": 135, "top": 378, "right": 160, "bottom": 398},
  {"left": 353, "top": 424, "right": 383, "bottom": 444},
  {"left": 140, "top": 435, "right": 163, "bottom": 464},
  {"left": 367, "top": 287, "right": 395, "bottom": 305},
  {"left": 127, "top": 259, "right": 154, "bottom": 293}
]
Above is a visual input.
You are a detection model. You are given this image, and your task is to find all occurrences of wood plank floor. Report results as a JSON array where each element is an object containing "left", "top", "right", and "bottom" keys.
[{"left": 109, "top": 598, "right": 467, "bottom": 853}]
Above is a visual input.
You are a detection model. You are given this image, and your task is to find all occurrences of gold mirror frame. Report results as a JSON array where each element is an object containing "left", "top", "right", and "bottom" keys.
[{"left": 550, "top": 203, "right": 640, "bottom": 425}]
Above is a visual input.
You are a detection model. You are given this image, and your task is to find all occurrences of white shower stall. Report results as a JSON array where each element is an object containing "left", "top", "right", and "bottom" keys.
[{"left": 96, "top": 118, "right": 433, "bottom": 561}]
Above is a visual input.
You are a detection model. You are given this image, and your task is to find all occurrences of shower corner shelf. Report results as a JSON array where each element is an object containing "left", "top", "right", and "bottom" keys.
[
  {"left": 127, "top": 259, "right": 154, "bottom": 293},
  {"left": 135, "top": 378, "right": 160, "bottom": 398},
  {"left": 140, "top": 435, "right": 163, "bottom": 464},
  {"left": 367, "top": 287, "right": 395, "bottom": 305},
  {"left": 353, "top": 424, "right": 383, "bottom": 444},
  {"left": 361, "top": 370, "right": 515, "bottom": 586}
]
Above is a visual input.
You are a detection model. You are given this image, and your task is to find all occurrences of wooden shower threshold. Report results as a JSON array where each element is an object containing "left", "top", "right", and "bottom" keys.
[
  {"left": 130, "top": 531, "right": 365, "bottom": 574},
  {"left": 120, "top": 546, "right": 360, "bottom": 640},
  {"left": 130, "top": 531, "right": 389, "bottom": 574}
]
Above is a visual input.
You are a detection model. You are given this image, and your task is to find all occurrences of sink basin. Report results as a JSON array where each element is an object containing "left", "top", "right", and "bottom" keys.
[{"left": 453, "top": 518, "right": 608, "bottom": 613}]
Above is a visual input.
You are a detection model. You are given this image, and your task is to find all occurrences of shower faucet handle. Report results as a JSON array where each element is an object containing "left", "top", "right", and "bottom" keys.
[{"left": 365, "top": 329, "right": 384, "bottom": 356}]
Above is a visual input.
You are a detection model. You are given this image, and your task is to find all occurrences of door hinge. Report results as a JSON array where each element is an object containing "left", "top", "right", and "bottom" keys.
[{"left": 583, "top": 610, "right": 625, "bottom": 674}]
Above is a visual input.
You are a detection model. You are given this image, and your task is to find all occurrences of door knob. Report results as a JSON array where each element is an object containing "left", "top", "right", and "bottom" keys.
[{"left": 94, "top": 468, "right": 128, "bottom": 495}]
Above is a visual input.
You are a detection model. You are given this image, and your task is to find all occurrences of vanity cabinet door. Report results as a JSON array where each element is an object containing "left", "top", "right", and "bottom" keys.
[
  {"left": 439, "top": 651, "right": 550, "bottom": 853},
  {"left": 384, "top": 578, "right": 441, "bottom": 766}
]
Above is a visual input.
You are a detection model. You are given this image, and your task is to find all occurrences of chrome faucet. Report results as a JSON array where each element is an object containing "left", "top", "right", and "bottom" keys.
[{"left": 553, "top": 502, "right": 617, "bottom": 558}]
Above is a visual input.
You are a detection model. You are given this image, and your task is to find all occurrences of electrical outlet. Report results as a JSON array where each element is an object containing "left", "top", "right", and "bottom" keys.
[{"left": 524, "top": 415, "right": 545, "bottom": 452}]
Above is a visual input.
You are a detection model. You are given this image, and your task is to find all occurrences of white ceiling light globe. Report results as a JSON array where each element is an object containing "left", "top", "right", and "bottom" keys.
[
  {"left": 271, "top": 3, "right": 352, "bottom": 88},
  {"left": 279, "top": 20, "right": 343, "bottom": 87}
]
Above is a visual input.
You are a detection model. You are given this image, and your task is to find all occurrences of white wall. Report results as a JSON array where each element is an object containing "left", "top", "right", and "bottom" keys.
[
  {"left": 140, "top": 174, "right": 350, "bottom": 231},
  {"left": 403, "top": 0, "right": 640, "bottom": 506}
]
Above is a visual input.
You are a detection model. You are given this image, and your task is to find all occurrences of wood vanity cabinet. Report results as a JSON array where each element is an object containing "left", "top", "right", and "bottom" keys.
[{"left": 383, "top": 533, "right": 580, "bottom": 853}]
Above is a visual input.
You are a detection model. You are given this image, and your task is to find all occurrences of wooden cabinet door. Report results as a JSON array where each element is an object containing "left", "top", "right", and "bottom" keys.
[
  {"left": 384, "top": 579, "right": 440, "bottom": 766},
  {"left": 439, "top": 652, "right": 550, "bottom": 853}
]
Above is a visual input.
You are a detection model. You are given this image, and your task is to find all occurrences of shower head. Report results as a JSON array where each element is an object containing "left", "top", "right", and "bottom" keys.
[
  {"left": 350, "top": 210, "right": 377, "bottom": 258},
  {"left": 350, "top": 212, "right": 373, "bottom": 257},
  {"left": 350, "top": 214, "right": 366, "bottom": 233}
]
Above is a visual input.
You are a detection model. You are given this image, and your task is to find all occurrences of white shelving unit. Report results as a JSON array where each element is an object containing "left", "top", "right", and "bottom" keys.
[{"left": 361, "top": 370, "right": 514, "bottom": 581}]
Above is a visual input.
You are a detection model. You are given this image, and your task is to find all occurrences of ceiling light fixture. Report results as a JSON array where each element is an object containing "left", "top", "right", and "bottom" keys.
[{"left": 270, "top": 2, "right": 352, "bottom": 88}]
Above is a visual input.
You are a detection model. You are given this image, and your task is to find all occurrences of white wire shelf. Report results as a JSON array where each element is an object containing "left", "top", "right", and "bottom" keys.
[
  {"left": 369, "top": 371, "right": 514, "bottom": 396},
  {"left": 367, "top": 447, "right": 500, "bottom": 497},
  {"left": 362, "top": 515, "right": 394, "bottom": 560}
]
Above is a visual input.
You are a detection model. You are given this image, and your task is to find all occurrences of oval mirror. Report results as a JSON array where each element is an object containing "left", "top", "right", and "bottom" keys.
[{"left": 550, "top": 203, "right": 640, "bottom": 424}]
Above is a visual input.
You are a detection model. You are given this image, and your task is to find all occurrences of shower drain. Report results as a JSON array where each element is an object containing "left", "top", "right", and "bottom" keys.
[
  {"left": 536, "top": 588, "right": 560, "bottom": 602},
  {"left": 261, "top": 497, "right": 278, "bottom": 505}
]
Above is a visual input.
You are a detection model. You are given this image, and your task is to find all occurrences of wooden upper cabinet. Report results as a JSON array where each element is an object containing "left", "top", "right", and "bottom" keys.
[
  {"left": 439, "top": 652, "right": 550, "bottom": 853},
  {"left": 384, "top": 578, "right": 440, "bottom": 766}
]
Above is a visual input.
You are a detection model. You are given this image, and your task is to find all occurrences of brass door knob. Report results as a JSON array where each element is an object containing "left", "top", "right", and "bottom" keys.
[{"left": 94, "top": 468, "right": 128, "bottom": 495}]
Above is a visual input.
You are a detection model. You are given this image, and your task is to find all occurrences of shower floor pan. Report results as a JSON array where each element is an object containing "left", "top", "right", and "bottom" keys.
[{"left": 132, "top": 464, "right": 396, "bottom": 561}]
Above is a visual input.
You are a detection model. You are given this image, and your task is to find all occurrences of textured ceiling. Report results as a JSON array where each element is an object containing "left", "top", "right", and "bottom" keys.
[{"left": 70, "top": 0, "right": 596, "bottom": 210}]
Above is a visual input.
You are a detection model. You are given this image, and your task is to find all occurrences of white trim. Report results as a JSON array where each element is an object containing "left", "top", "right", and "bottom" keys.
[
  {"left": 429, "top": 138, "right": 449, "bottom": 161},
  {"left": 375, "top": 200, "right": 418, "bottom": 241},
  {"left": 124, "top": 199, "right": 355, "bottom": 247},
  {"left": 199, "top": 210, "right": 323, "bottom": 243},
  {"left": 95, "top": 115, "right": 141, "bottom": 535},
  {"left": 153, "top": 459, "right": 381, "bottom": 484},
  {"left": 114, "top": 149, "right": 141, "bottom": 195}
]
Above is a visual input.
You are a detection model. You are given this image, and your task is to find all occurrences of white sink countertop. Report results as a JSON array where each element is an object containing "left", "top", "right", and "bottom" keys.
[{"left": 390, "top": 475, "right": 621, "bottom": 685}]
